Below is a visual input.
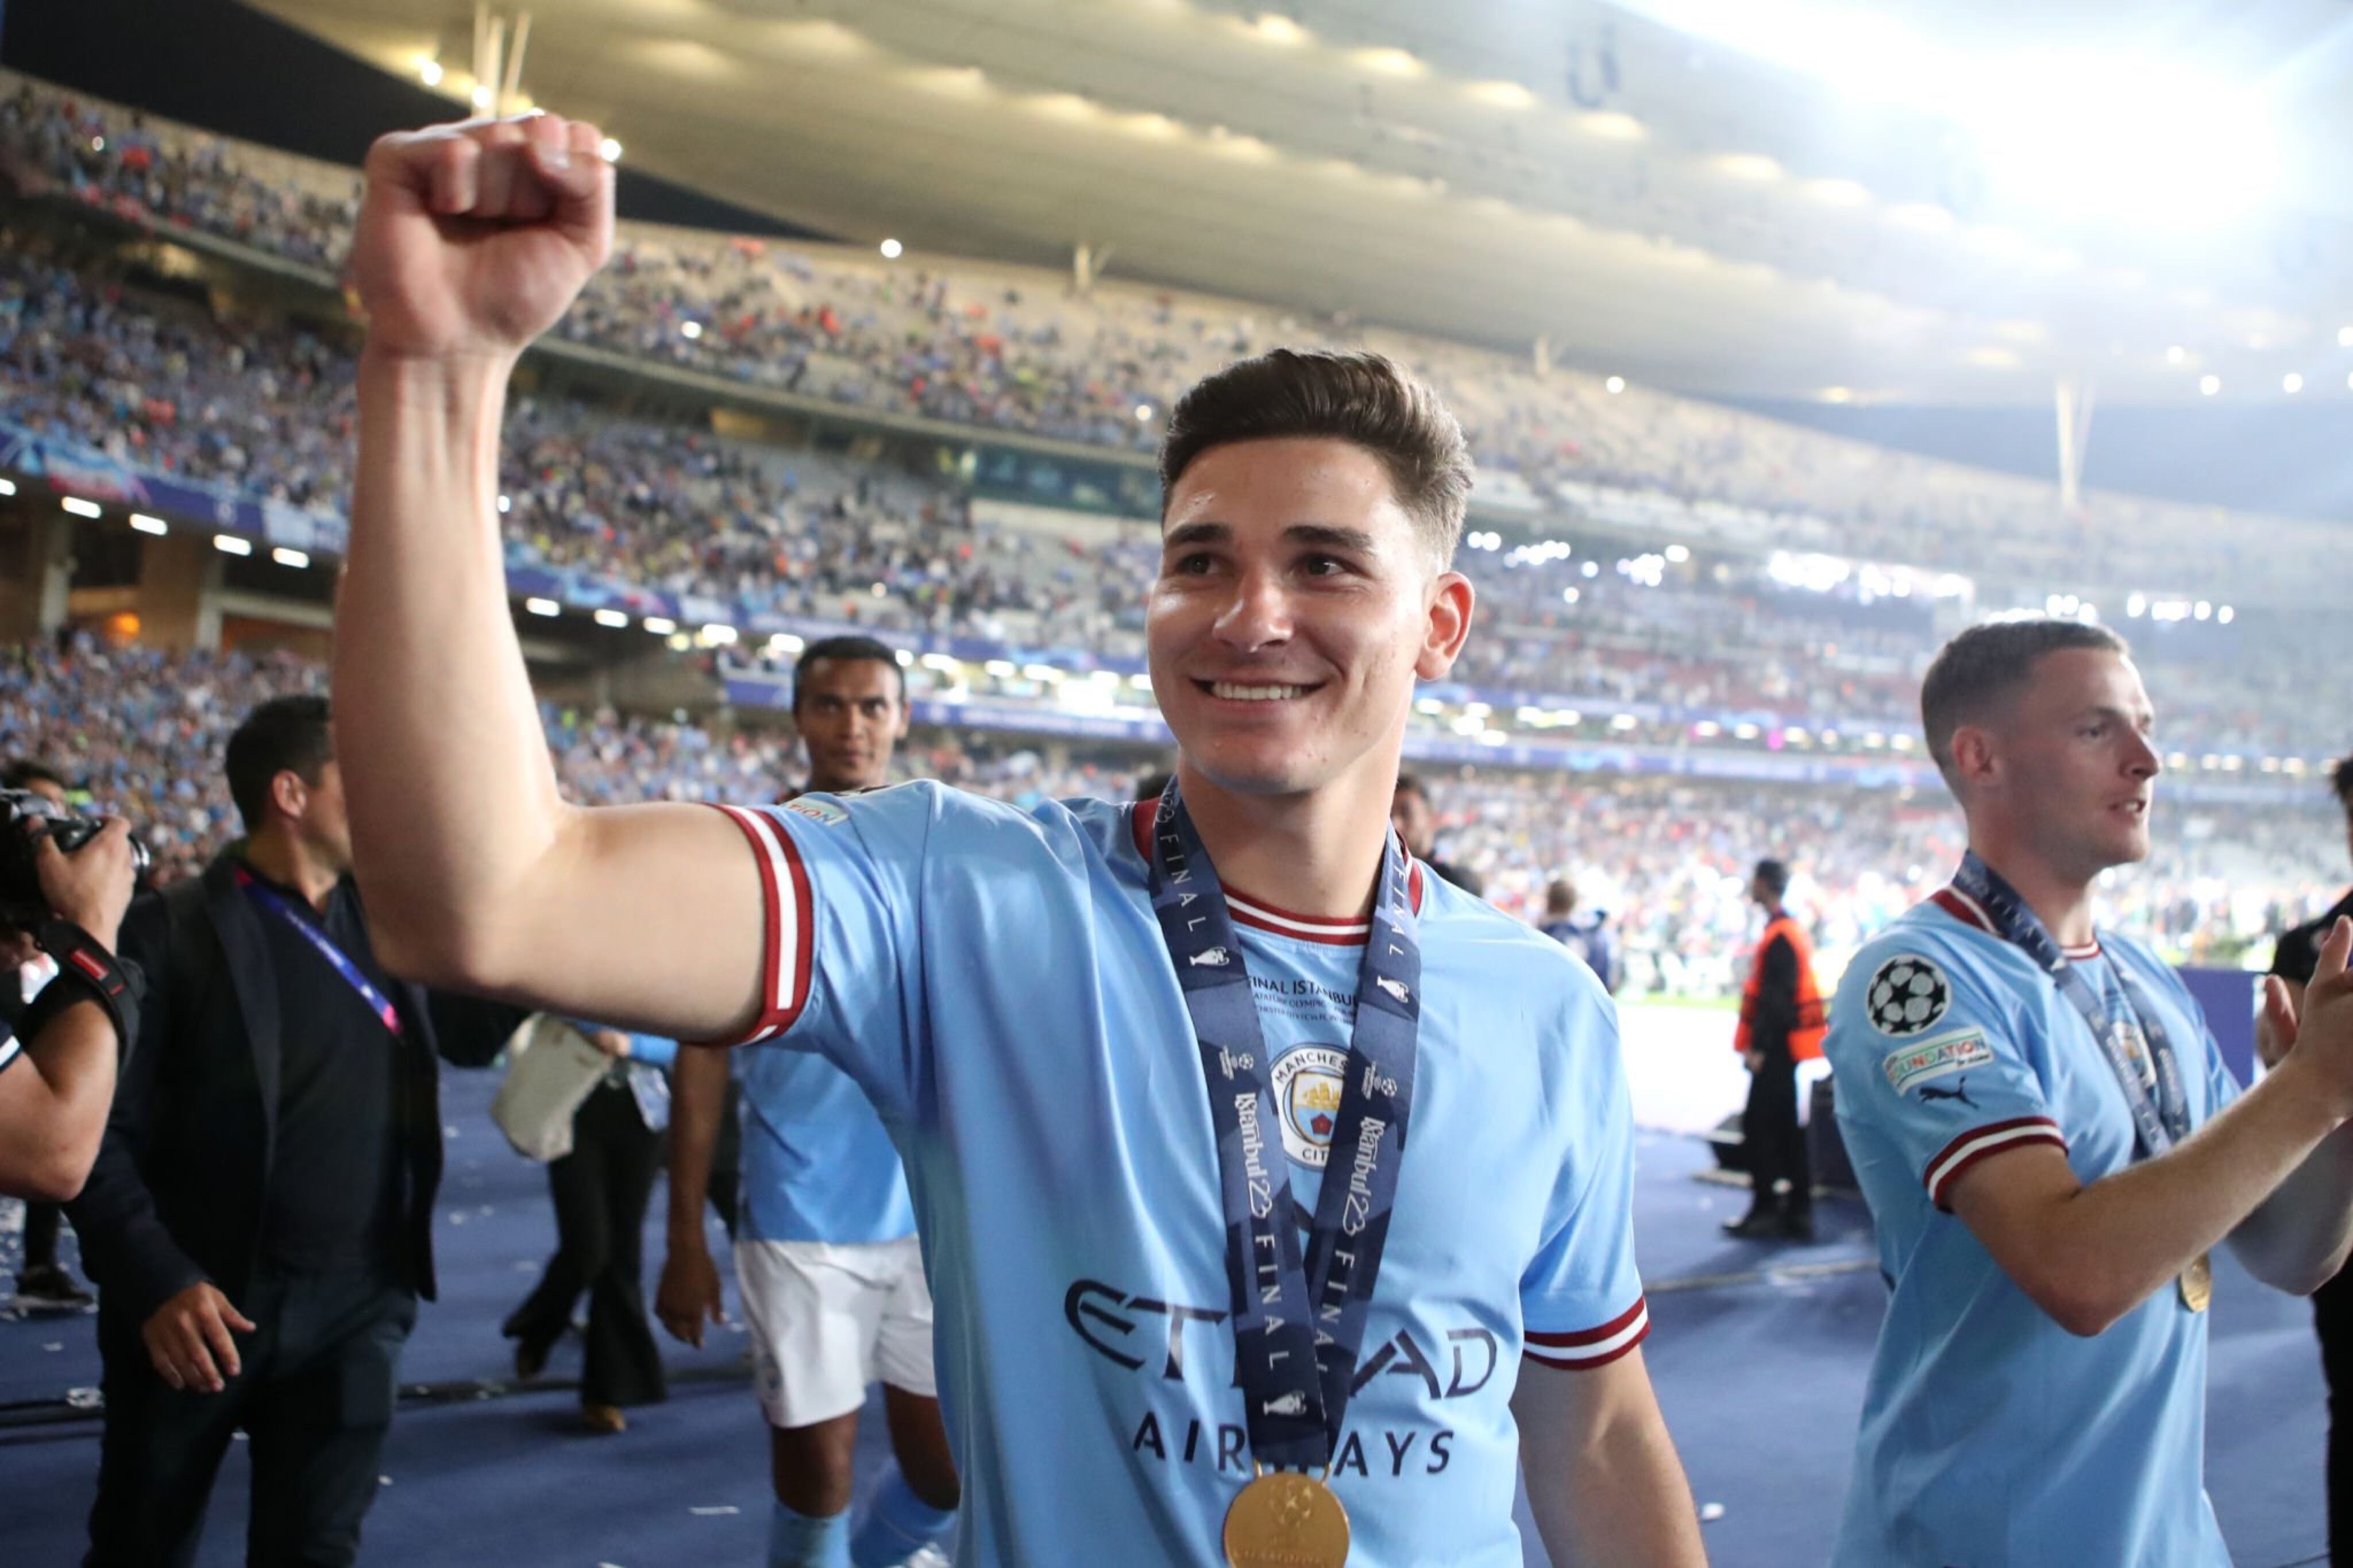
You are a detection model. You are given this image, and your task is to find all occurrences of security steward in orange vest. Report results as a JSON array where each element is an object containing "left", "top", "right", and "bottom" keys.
[{"left": 1727, "top": 859, "right": 1827, "bottom": 1240}]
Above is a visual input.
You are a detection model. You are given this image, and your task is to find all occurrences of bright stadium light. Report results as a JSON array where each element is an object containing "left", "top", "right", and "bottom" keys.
[
  {"left": 680, "top": 320, "right": 703, "bottom": 340},
  {"left": 2199, "top": 374, "right": 2220, "bottom": 396},
  {"left": 470, "top": 83, "right": 493, "bottom": 110},
  {"left": 2218, "top": 605, "right": 2235, "bottom": 623},
  {"left": 701, "top": 623, "right": 738, "bottom": 644},
  {"left": 2340, "top": 326, "right": 2353, "bottom": 347},
  {"left": 593, "top": 608, "right": 630, "bottom": 628},
  {"left": 271, "top": 547, "right": 310, "bottom": 569},
  {"left": 0, "top": 478, "right": 14, "bottom": 496},
  {"left": 2165, "top": 345, "right": 2185, "bottom": 365},
  {"left": 130, "top": 513, "right": 167, "bottom": 535},
  {"left": 60, "top": 496, "right": 102, "bottom": 519},
  {"left": 598, "top": 138, "right": 622, "bottom": 163},
  {"left": 496, "top": 493, "right": 511, "bottom": 513},
  {"left": 213, "top": 534, "right": 252, "bottom": 555},
  {"left": 419, "top": 59, "right": 443, "bottom": 87},
  {"left": 1134, "top": 403, "right": 1153, "bottom": 422},
  {"left": 1664, "top": 544, "right": 1690, "bottom": 562},
  {"left": 880, "top": 238, "right": 904, "bottom": 260},
  {"left": 642, "top": 616, "right": 676, "bottom": 635},
  {"left": 1604, "top": 376, "right": 1625, "bottom": 394},
  {"left": 2283, "top": 372, "right": 2304, "bottom": 393},
  {"left": 525, "top": 598, "right": 561, "bottom": 617}
]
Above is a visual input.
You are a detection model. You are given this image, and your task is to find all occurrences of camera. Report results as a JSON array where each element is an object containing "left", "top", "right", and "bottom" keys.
[{"left": 0, "top": 786, "right": 149, "bottom": 932}]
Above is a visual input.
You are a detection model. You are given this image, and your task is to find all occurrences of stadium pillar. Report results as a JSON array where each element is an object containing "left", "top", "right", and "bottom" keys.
[
  {"left": 2054, "top": 376, "right": 2094, "bottom": 513},
  {"left": 29, "top": 507, "right": 72, "bottom": 637},
  {"left": 130, "top": 531, "right": 223, "bottom": 652}
]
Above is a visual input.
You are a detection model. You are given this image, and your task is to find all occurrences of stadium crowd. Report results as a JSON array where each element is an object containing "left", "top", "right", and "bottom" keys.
[
  {"left": 6, "top": 634, "right": 2333, "bottom": 995},
  {"left": 0, "top": 238, "right": 2334, "bottom": 760},
  {"left": 0, "top": 69, "right": 2336, "bottom": 610}
]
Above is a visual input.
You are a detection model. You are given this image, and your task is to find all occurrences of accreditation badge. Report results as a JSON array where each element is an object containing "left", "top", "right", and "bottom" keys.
[{"left": 1224, "top": 1470, "right": 1350, "bottom": 1568}]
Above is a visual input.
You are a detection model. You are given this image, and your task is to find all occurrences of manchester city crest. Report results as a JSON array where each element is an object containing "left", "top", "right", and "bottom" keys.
[{"left": 1270, "top": 1045, "right": 1349, "bottom": 1167}]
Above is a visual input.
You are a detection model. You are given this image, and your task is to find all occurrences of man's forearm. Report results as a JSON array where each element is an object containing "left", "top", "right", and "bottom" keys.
[
  {"left": 665, "top": 1044, "right": 728, "bottom": 1238},
  {"left": 2231, "top": 1115, "right": 2353, "bottom": 1292},
  {"left": 337, "top": 350, "right": 570, "bottom": 986},
  {"left": 1516, "top": 1355, "right": 1706, "bottom": 1567},
  {"left": 0, "top": 1002, "right": 119, "bottom": 1200}
]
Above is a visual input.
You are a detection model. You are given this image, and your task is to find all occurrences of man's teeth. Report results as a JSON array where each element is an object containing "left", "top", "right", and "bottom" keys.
[{"left": 1212, "top": 682, "right": 1307, "bottom": 701}]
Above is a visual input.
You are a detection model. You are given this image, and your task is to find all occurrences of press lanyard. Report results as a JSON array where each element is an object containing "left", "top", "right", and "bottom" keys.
[
  {"left": 1147, "top": 782, "right": 1419, "bottom": 1472},
  {"left": 1949, "top": 851, "right": 2187, "bottom": 1154},
  {"left": 236, "top": 867, "right": 405, "bottom": 1040}
]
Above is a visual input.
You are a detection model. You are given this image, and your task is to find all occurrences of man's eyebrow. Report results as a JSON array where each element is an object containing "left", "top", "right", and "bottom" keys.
[
  {"left": 2082, "top": 702, "right": 2155, "bottom": 725},
  {"left": 1159, "top": 522, "right": 1380, "bottom": 553}
]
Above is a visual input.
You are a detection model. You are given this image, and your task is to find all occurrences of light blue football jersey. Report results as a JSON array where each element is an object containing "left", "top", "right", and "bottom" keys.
[
  {"left": 735, "top": 1036, "right": 916, "bottom": 1245},
  {"left": 711, "top": 783, "right": 1647, "bottom": 1567},
  {"left": 1826, "top": 890, "right": 2245, "bottom": 1568}
]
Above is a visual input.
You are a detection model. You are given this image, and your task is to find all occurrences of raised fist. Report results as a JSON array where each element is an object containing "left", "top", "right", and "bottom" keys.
[{"left": 348, "top": 113, "right": 614, "bottom": 364}]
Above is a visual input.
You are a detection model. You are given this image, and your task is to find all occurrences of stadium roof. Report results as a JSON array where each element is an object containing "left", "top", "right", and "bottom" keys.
[{"left": 251, "top": 0, "right": 2353, "bottom": 409}]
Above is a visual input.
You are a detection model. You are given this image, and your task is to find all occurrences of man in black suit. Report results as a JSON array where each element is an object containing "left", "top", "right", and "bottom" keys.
[{"left": 70, "top": 696, "right": 516, "bottom": 1567}]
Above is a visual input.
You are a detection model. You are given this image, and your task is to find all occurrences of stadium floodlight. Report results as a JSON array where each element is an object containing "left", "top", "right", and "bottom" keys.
[
  {"left": 1021, "top": 664, "right": 1063, "bottom": 683},
  {"left": 680, "top": 321, "right": 703, "bottom": 340},
  {"left": 1714, "top": 153, "right": 1783, "bottom": 182},
  {"left": 130, "top": 513, "right": 167, "bottom": 535},
  {"left": 1560, "top": 587, "right": 1580, "bottom": 604},
  {"left": 642, "top": 616, "right": 676, "bottom": 635},
  {"left": 593, "top": 608, "right": 630, "bottom": 628},
  {"left": 1415, "top": 697, "right": 1445, "bottom": 716},
  {"left": 419, "top": 59, "right": 443, "bottom": 87},
  {"left": 2198, "top": 375, "right": 2220, "bottom": 396},
  {"left": 1604, "top": 376, "right": 1626, "bottom": 394},
  {"left": 470, "top": 83, "right": 493, "bottom": 110},
  {"left": 2283, "top": 373, "right": 2304, "bottom": 394},
  {"left": 598, "top": 138, "right": 622, "bottom": 163},
  {"left": 497, "top": 494, "right": 512, "bottom": 513},
  {"left": 1251, "top": 13, "right": 1309, "bottom": 47},
  {"left": 61, "top": 497, "right": 102, "bottom": 519},
  {"left": 525, "top": 598, "right": 561, "bottom": 617},
  {"left": 2218, "top": 605, "right": 2235, "bottom": 624},
  {"left": 1576, "top": 111, "right": 1645, "bottom": 141},
  {"left": 880, "top": 238, "right": 904, "bottom": 260},
  {"left": 1134, "top": 403, "right": 1153, "bottom": 422},
  {"left": 1128, "top": 673, "right": 1153, "bottom": 691},
  {"left": 213, "top": 534, "right": 252, "bottom": 555},
  {"left": 1803, "top": 179, "right": 1869, "bottom": 207},
  {"left": 2166, "top": 346, "right": 2185, "bottom": 365},
  {"left": 701, "top": 623, "right": 738, "bottom": 644},
  {"left": 1664, "top": 544, "right": 1690, "bottom": 562},
  {"left": 2339, "top": 326, "right": 2352, "bottom": 347},
  {"left": 770, "top": 633, "right": 805, "bottom": 654},
  {"left": 271, "top": 547, "right": 310, "bottom": 569},
  {"left": 920, "top": 652, "right": 961, "bottom": 672},
  {"left": 983, "top": 660, "right": 1017, "bottom": 678},
  {"left": 0, "top": 478, "right": 13, "bottom": 496},
  {"left": 2126, "top": 593, "right": 2147, "bottom": 618}
]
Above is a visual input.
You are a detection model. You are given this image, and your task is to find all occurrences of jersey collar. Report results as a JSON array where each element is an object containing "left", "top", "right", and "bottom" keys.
[
  {"left": 1930, "top": 886, "right": 2102, "bottom": 960},
  {"left": 1127, "top": 800, "right": 1426, "bottom": 947}
]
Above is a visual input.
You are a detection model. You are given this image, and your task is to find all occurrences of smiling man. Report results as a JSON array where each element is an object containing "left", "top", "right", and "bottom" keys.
[
  {"left": 333, "top": 113, "right": 1702, "bottom": 1566},
  {"left": 1825, "top": 619, "right": 2353, "bottom": 1567}
]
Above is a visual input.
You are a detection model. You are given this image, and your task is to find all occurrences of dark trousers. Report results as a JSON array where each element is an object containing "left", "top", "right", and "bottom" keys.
[
  {"left": 86, "top": 1265, "right": 416, "bottom": 1568},
  {"left": 709, "top": 1076, "right": 742, "bottom": 1241},
  {"left": 2317, "top": 1264, "right": 2353, "bottom": 1564},
  {"left": 503, "top": 1076, "right": 666, "bottom": 1408},
  {"left": 25, "top": 1199, "right": 61, "bottom": 1267},
  {"left": 1743, "top": 1055, "right": 1810, "bottom": 1212}
]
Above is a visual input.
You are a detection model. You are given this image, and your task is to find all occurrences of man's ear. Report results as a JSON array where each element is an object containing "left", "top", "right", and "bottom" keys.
[
  {"left": 1947, "top": 724, "right": 1999, "bottom": 794},
  {"left": 268, "top": 768, "right": 308, "bottom": 822},
  {"left": 1415, "top": 571, "right": 1475, "bottom": 681}
]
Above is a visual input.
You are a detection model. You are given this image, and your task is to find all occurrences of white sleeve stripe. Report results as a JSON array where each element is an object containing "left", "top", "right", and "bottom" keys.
[
  {"left": 0, "top": 1031, "right": 18, "bottom": 1073},
  {"left": 722, "top": 805, "right": 800, "bottom": 1016},
  {"left": 1526, "top": 1301, "right": 1649, "bottom": 1368},
  {"left": 1924, "top": 1118, "right": 2067, "bottom": 1206}
]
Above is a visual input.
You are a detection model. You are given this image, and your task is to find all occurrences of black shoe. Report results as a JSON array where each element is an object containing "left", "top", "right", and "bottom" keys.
[
  {"left": 1779, "top": 1208, "right": 1816, "bottom": 1242},
  {"left": 1721, "top": 1209, "right": 1781, "bottom": 1239},
  {"left": 514, "top": 1338, "right": 552, "bottom": 1381},
  {"left": 15, "top": 1263, "right": 94, "bottom": 1310}
]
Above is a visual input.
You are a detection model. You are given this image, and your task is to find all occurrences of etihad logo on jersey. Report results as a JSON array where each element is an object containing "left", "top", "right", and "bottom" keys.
[
  {"left": 782, "top": 796, "right": 847, "bottom": 826},
  {"left": 1064, "top": 1279, "right": 1500, "bottom": 1404}
]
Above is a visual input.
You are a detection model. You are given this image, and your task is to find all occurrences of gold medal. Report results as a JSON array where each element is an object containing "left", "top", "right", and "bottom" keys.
[
  {"left": 1224, "top": 1470, "right": 1350, "bottom": 1568},
  {"left": 2179, "top": 1252, "right": 2212, "bottom": 1312}
]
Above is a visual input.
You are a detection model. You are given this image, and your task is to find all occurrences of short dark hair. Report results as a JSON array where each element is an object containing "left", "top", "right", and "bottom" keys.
[
  {"left": 1920, "top": 619, "right": 2130, "bottom": 787},
  {"left": 2, "top": 759, "right": 65, "bottom": 791},
  {"left": 1545, "top": 877, "right": 1577, "bottom": 914},
  {"left": 792, "top": 635, "right": 904, "bottom": 713},
  {"left": 225, "top": 695, "right": 334, "bottom": 832},
  {"left": 1158, "top": 349, "right": 1475, "bottom": 566},
  {"left": 2332, "top": 754, "right": 2353, "bottom": 812},
  {"left": 1753, "top": 859, "right": 1791, "bottom": 898},
  {"left": 1392, "top": 773, "right": 1429, "bottom": 805}
]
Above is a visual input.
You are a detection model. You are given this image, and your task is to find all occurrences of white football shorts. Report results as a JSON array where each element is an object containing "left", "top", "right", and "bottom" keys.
[{"left": 735, "top": 1234, "right": 936, "bottom": 1429}]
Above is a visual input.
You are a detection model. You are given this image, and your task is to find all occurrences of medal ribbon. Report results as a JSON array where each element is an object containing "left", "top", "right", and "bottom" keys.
[
  {"left": 1949, "top": 851, "right": 2186, "bottom": 1155},
  {"left": 1148, "top": 782, "right": 1419, "bottom": 1473},
  {"left": 236, "top": 867, "right": 406, "bottom": 1039}
]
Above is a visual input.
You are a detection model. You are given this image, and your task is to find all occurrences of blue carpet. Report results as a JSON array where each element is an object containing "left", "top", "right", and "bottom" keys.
[{"left": 0, "top": 1079, "right": 2330, "bottom": 1565}]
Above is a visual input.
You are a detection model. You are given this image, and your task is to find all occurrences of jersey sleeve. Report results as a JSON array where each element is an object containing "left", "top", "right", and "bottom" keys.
[
  {"left": 1828, "top": 944, "right": 2067, "bottom": 1212},
  {"left": 699, "top": 786, "right": 940, "bottom": 1117},
  {"left": 0, "top": 1024, "right": 18, "bottom": 1075},
  {"left": 1520, "top": 998, "right": 1649, "bottom": 1370}
]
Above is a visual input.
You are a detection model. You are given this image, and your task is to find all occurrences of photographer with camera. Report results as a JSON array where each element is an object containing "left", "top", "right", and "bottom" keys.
[
  {"left": 0, "top": 789, "right": 140, "bottom": 1203},
  {"left": 67, "top": 694, "right": 518, "bottom": 1567}
]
